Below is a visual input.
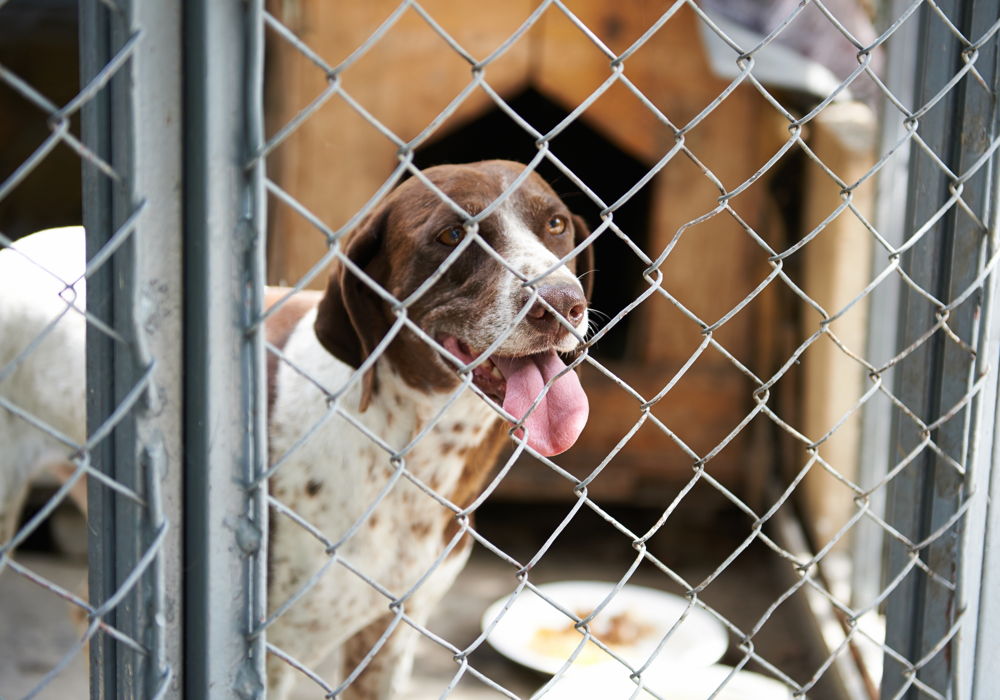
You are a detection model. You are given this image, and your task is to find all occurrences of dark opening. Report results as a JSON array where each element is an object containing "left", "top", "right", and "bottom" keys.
[
  {"left": 413, "top": 87, "right": 652, "bottom": 360},
  {"left": 0, "top": 0, "right": 81, "bottom": 243}
]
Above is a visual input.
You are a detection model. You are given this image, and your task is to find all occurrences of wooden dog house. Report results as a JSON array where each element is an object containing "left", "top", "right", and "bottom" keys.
[{"left": 265, "top": 1, "right": 875, "bottom": 521}]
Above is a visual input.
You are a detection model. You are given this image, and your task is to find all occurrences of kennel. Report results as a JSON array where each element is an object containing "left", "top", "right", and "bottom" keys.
[{"left": 1, "top": 0, "right": 998, "bottom": 698}]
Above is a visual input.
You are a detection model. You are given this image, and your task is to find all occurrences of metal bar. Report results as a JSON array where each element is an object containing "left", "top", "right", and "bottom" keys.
[
  {"left": 957, "top": 41, "right": 1000, "bottom": 698},
  {"left": 959, "top": 268, "right": 1000, "bottom": 699},
  {"left": 183, "top": 0, "right": 268, "bottom": 696},
  {"left": 127, "top": 1, "right": 185, "bottom": 695},
  {"left": 80, "top": 0, "right": 184, "bottom": 696},
  {"left": 79, "top": 3, "right": 120, "bottom": 694},
  {"left": 882, "top": 0, "right": 1000, "bottom": 697},
  {"left": 246, "top": 0, "right": 271, "bottom": 685},
  {"left": 81, "top": 1, "right": 145, "bottom": 695}
]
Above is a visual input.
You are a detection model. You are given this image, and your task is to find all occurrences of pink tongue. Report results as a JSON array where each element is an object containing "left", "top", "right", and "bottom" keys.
[{"left": 493, "top": 351, "right": 589, "bottom": 456}]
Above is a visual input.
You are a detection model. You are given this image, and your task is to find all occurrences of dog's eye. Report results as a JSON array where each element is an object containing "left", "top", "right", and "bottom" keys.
[
  {"left": 436, "top": 225, "right": 465, "bottom": 247},
  {"left": 546, "top": 215, "right": 567, "bottom": 236}
]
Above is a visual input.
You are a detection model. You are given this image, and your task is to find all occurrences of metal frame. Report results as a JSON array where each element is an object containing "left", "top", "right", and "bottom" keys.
[
  {"left": 182, "top": 0, "right": 268, "bottom": 696},
  {"left": 80, "top": 0, "right": 183, "bottom": 696},
  {"left": 958, "top": 266, "right": 1000, "bottom": 699},
  {"left": 883, "top": 0, "right": 1000, "bottom": 697},
  {"left": 80, "top": 1, "right": 266, "bottom": 696}
]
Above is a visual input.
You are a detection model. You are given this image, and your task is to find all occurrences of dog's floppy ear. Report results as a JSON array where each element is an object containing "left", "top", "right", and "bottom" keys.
[
  {"left": 571, "top": 214, "right": 596, "bottom": 300},
  {"left": 314, "top": 208, "right": 391, "bottom": 412}
]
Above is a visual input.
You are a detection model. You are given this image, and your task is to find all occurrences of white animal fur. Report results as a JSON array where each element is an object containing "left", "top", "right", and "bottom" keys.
[
  {"left": 266, "top": 195, "right": 587, "bottom": 695},
  {"left": 0, "top": 227, "right": 86, "bottom": 546},
  {"left": 266, "top": 316, "right": 498, "bottom": 696}
]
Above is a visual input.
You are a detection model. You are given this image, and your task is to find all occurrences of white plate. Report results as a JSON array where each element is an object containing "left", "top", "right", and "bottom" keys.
[
  {"left": 481, "top": 581, "right": 728, "bottom": 675},
  {"left": 533, "top": 664, "right": 794, "bottom": 699}
]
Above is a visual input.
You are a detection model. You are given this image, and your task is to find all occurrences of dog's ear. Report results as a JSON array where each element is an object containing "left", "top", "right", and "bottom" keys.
[
  {"left": 314, "top": 208, "right": 391, "bottom": 412},
  {"left": 571, "top": 214, "right": 596, "bottom": 300}
]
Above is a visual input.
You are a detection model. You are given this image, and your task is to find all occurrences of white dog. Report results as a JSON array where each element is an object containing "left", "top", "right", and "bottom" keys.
[{"left": 0, "top": 226, "right": 87, "bottom": 548}]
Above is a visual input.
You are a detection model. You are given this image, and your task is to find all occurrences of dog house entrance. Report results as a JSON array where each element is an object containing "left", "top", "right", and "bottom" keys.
[{"left": 413, "top": 87, "right": 652, "bottom": 361}]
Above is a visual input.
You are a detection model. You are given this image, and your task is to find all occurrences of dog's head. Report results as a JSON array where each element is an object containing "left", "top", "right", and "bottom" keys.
[{"left": 315, "top": 160, "right": 594, "bottom": 456}]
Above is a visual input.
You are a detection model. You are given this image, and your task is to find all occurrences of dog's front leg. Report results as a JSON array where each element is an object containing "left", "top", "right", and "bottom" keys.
[{"left": 338, "top": 608, "right": 429, "bottom": 700}]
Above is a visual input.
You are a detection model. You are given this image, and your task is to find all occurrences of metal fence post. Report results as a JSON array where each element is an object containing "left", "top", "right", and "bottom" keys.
[
  {"left": 80, "top": 0, "right": 184, "bottom": 696},
  {"left": 183, "top": 0, "right": 268, "bottom": 696},
  {"left": 958, "top": 267, "right": 1000, "bottom": 699},
  {"left": 882, "top": 0, "right": 1000, "bottom": 697}
]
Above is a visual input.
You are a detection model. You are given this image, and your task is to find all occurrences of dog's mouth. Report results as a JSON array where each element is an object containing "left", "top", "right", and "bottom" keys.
[{"left": 440, "top": 335, "right": 589, "bottom": 457}]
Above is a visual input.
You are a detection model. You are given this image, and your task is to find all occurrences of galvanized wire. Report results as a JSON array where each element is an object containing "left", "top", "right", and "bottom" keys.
[
  {"left": 255, "top": 1, "right": 1000, "bottom": 697},
  {"left": 3, "top": 0, "right": 998, "bottom": 697},
  {"left": 0, "top": 1, "right": 176, "bottom": 697}
]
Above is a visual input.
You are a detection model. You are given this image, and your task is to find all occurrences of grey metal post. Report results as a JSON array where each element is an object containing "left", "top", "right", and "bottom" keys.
[
  {"left": 183, "top": 0, "right": 268, "bottom": 697},
  {"left": 956, "top": 72, "right": 1000, "bottom": 698},
  {"left": 80, "top": 0, "right": 184, "bottom": 697},
  {"left": 958, "top": 268, "right": 1000, "bottom": 699},
  {"left": 882, "top": 0, "right": 1000, "bottom": 697}
]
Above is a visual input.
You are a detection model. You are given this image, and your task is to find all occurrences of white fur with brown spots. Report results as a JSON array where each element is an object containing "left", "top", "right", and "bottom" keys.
[
  {"left": 267, "top": 161, "right": 594, "bottom": 697},
  {"left": 0, "top": 161, "right": 594, "bottom": 699}
]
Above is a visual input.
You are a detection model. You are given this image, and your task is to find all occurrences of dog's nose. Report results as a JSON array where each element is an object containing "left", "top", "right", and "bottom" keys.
[{"left": 527, "top": 283, "right": 587, "bottom": 331}]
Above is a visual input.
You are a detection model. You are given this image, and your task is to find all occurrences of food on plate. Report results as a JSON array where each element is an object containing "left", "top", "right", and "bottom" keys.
[{"left": 528, "top": 607, "right": 656, "bottom": 665}]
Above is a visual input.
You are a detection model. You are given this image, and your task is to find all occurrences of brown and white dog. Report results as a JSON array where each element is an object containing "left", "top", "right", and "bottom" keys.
[
  {"left": 0, "top": 160, "right": 593, "bottom": 698},
  {"left": 266, "top": 160, "right": 593, "bottom": 697}
]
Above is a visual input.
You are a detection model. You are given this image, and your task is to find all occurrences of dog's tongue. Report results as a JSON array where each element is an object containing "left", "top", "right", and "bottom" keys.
[{"left": 493, "top": 350, "right": 589, "bottom": 456}]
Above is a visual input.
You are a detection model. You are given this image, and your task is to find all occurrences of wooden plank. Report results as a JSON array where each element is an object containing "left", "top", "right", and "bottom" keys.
[{"left": 265, "top": 0, "right": 534, "bottom": 285}]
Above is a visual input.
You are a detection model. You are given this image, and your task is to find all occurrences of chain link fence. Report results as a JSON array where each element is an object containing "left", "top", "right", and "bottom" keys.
[
  {"left": 258, "top": 1, "right": 1000, "bottom": 698},
  {"left": 1, "top": 0, "right": 999, "bottom": 699},
  {"left": 0, "top": 0, "right": 184, "bottom": 698}
]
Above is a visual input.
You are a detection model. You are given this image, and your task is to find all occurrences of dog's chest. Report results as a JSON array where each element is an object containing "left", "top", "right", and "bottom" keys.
[
  {"left": 268, "top": 320, "right": 499, "bottom": 594},
  {"left": 274, "top": 405, "right": 494, "bottom": 549}
]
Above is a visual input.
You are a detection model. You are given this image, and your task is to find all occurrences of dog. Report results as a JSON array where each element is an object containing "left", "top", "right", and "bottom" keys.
[
  {"left": 0, "top": 160, "right": 593, "bottom": 698},
  {"left": 0, "top": 226, "right": 87, "bottom": 548}
]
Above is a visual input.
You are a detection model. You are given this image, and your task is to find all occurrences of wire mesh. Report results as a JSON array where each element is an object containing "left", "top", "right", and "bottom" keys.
[
  {"left": 0, "top": 0, "right": 181, "bottom": 697},
  {"left": 256, "top": 1, "right": 1000, "bottom": 699},
  {"left": 1, "top": 0, "right": 999, "bottom": 699}
]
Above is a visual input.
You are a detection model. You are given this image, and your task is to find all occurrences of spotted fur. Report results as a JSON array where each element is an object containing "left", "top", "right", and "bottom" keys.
[
  {"left": 0, "top": 162, "right": 593, "bottom": 700},
  {"left": 267, "top": 161, "right": 593, "bottom": 698}
]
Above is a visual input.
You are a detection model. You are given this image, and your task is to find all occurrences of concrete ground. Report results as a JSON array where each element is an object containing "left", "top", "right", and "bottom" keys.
[
  {"left": 0, "top": 553, "right": 89, "bottom": 700},
  {"left": 1, "top": 501, "right": 840, "bottom": 699}
]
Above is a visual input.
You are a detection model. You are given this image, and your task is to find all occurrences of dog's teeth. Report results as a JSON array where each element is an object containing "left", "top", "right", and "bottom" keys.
[{"left": 490, "top": 365, "right": 503, "bottom": 380}]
